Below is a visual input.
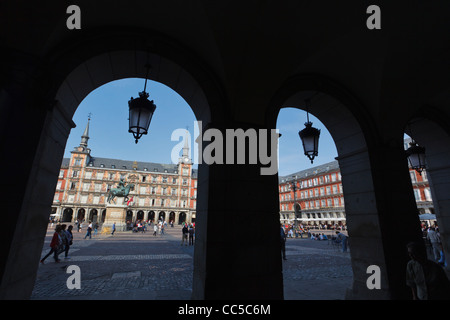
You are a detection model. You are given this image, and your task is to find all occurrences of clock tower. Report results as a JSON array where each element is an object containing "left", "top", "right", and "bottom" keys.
[{"left": 179, "top": 129, "right": 191, "bottom": 165}]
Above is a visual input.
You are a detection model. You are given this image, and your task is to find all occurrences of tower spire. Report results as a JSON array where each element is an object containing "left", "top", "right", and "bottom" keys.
[
  {"left": 80, "top": 114, "right": 91, "bottom": 149},
  {"left": 182, "top": 126, "right": 190, "bottom": 158}
]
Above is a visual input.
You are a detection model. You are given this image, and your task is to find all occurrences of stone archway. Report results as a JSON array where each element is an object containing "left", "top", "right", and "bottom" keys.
[
  {"left": 405, "top": 114, "right": 450, "bottom": 276},
  {"left": 268, "top": 75, "right": 424, "bottom": 299},
  {"left": 62, "top": 208, "right": 73, "bottom": 223},
  {"left": 77, "top": 208, "right": 85, "bottom": 222}
]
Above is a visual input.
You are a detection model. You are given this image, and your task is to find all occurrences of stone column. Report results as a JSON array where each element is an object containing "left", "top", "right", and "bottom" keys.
[
  {"left": 192, "top": 124, "right": 283, "bottom": 299},
  {"left": 342, "top": 142, "right": 423, "bottom": 300}
]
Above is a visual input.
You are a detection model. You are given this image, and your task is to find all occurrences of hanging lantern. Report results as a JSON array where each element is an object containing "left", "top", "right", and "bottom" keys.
[
  {"left": 128, "top": 64, "right": 156, "bottom": 143},
  {"left": 298, "top": 100, "right": 320, "bottom": 163},
  {"left": 406, "top": 140, "right": 426, "bottom": 174}
]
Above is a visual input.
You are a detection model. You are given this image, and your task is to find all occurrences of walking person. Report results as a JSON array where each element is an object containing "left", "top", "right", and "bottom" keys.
[
  {"left": 84, "top": 221, "right": 93, "bottom": 239},
  {"left": 64, "top": 225, "right": 73, "bottom": 259},
  {"left": 427, "top": 227, "right": 442, "bottom": 262},
  {"left": 335, "top": 231, "right": 348, "bottom": 252},
  {"left": 280, "top": 224, "right": 287, "bottom": 260},
  {"left": 161, "top": 223, "right": 165, "bottom": 235},
  {"left": 406, "top": 241, "right": 450, "bottom": 300},
  {"left": 182, "top": 223, "right": 189, "bottom": 246},
  {"left": 58, "top": 224, "right": 68, "bottom": 256},
  {"left": 93, "top": 222, "right": 99, "bottom": 237},
  {"left": 111, "top": 222, "right": 116, "bottom": 235},
  {"left": 40, "top": 225, "right": 63, "bottom": 264},
  {"left": 188, "top": 224, "right": 195, "bottom": 245},
  {"left": 153, "top": 224, "right": 158, "bottom": 236}
]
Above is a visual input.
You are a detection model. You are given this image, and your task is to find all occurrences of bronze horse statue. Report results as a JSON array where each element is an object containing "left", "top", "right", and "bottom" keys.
[{"left": 107, "top": 183, "right": 135, "bottom": 204}]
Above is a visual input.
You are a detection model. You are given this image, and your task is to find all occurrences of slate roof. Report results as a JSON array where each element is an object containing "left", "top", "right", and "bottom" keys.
[
  {"left": 60, "top": 156, "right": 198, "bottom": 178},
  {"left": 278, "top": 160, "right": 339, "bottom": 183}
]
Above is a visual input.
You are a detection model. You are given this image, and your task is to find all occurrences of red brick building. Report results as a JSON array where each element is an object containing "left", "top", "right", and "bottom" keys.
[{"left": 51, "top": 119, "right": 197, "bottom": 225}]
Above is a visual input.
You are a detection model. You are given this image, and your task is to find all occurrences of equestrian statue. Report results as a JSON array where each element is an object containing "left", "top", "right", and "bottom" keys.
[{"left": 107, "top": 178, "right": 135, "bottom": 204}]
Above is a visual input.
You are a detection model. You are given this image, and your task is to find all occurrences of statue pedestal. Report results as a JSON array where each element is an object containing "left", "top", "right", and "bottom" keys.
[{"left": 103, "top": 204, "right": 127, "bottom": 232}]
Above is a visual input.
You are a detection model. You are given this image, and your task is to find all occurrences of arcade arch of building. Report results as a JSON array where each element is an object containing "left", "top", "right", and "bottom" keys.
[
  {"left": 56, "top": 206, "right": 192, "bottom": 226},
  {"left": 2, "top": 3, "right": 450, "bottom": 300}
]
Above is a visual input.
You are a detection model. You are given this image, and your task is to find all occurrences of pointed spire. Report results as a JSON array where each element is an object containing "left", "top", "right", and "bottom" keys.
[
  {"left": 182, "top": 126, "right": 190, "bottom": 158},
  {"left": 80, "top": 114, "right": 91, "bottom": 148}
]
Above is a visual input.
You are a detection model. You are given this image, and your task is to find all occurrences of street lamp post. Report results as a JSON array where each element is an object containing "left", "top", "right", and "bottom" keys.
[
  {"left": 128, "top": 64, "right": 157, "bottom": 144},
  {"left": 291, "top": 176, "right": 299, "bottom": 230}
]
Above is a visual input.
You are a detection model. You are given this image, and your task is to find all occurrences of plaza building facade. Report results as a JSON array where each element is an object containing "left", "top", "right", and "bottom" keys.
[
  {"left": 279, "top": 153, "right": 435, "bottom": 227},
  {"left": 52, "top": 119, "right": 197, "bottom": 226}
]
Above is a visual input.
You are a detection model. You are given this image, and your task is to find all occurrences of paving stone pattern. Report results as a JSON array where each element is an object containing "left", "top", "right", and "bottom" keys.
[{"left": 32, "top": 226, "right": 352, "bottom": 300}]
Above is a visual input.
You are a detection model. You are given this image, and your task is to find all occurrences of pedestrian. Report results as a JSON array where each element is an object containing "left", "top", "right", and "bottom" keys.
[
  {"left": 84, "top": 221, "right": 93, "bottom": 239},
  {"left": 111, "top": 222, "right": 116, "bottom": 235},
  {"left": 280, "top": 224, "right": 287, "bottom": 260},
  {"left": 335, "top": 231, "right": 348, "bottom": 252},
  {"left": 40, "top": 225, "right": 63, "bottom": 263},
  {"left": 58, "top": 224, "right": 68, "bottom": 256},
  {"left": 427, "top": 227, "right": 442, "bottom": 262},
  {"left": 93, "top": 222, "right": 99, "bottom": 236},
  {"left": 64, "top": 225, "right": 73, "bottom": 259},
  {"left": 406, "top": 241, "right": 450, "bottom": 300},
  {"left": 161, "top": 223, "right": 165, "bottom": 235},
  {"left": 182, "top": 223, "right": 189, "bottom": 246},
  {"left": 188, "top": 224, "right": 195, "bottom": 245},
  {"left": 153, "top": 224, "right": 158, "bottom": 236}
]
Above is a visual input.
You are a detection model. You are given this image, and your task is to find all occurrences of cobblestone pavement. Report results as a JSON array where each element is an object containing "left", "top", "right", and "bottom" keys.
[{"left": 31, "top": 226, "right": 352, "bottom": 300}]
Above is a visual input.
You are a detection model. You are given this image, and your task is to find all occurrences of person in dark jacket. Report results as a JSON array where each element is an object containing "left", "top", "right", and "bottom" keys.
[{"left": 40, "top": 225, "right": 62, "bottom": 263}]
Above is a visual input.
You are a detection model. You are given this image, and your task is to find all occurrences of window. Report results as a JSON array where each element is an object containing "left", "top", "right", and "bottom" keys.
[
  {"left": 424, "top": 188, "right": 432, "bottom": 201},
  {"left": 83, "top": 183, "right": 90, "bottom": 191},
  {"left": 93, "top": 196, "right": 100, "bottom": 204},
  {"left": 326, "top": 186, "right": 331, "bottom": 195},
  {"left": 142, "top": 176, "right": 146, "bottom": 182},
  {"left": 59, "top": 170, "right": 64, "bottom": 178},
  {"left": 81, "top": 195, "right": 88, "bottom": 204},
  {"left": 410, "top": 171, "right": 417, "bottom": 183},
  {"left": 85, "top": 171, "right": 92, "bottom": 179},
  {"left": 414, "top": 189, "right": 422, "bottom": 201},
  {"left": 140, "top": 186, "right": 146, "bottom": 194},
  {"left": 333, "top": 185, "right": 337, "bottom": 194},
  {"left": 72, "top": 171, "right": 78, "bottom": 178}
]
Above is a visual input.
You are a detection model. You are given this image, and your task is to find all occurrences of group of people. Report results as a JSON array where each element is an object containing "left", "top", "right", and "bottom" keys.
[
  {"left": 40, "top": 224, "right": 73, "bottom": 263},
  {"left": 181, "top": 223, "right": 195, "bottom": 246}
]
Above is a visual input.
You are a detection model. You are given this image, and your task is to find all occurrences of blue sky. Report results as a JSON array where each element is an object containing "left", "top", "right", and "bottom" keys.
[{"left": 65, "top": 78, "right": 337, "bottom": 177}]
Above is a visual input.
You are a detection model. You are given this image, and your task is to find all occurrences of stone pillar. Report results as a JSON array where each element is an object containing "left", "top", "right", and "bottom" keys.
[
  {"left": 342, "top": 142, "right": 423, "bottom": 300},
  {"left": 192, "top": 124, "right": 283, "bottom": 299},
  {"left": 0, "top": 90, "right": 75, "bottom": 298}
]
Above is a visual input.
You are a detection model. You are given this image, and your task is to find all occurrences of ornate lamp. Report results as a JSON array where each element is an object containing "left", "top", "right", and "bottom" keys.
[
  {"left": 406, "top": 140, "right": 426, "bottom": 175},
  {"left": 128, "top": 64, "right": 156, "bottom": 143},
  {"left": 298, "top": 99, "right": 320, "bottom": 163}
]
